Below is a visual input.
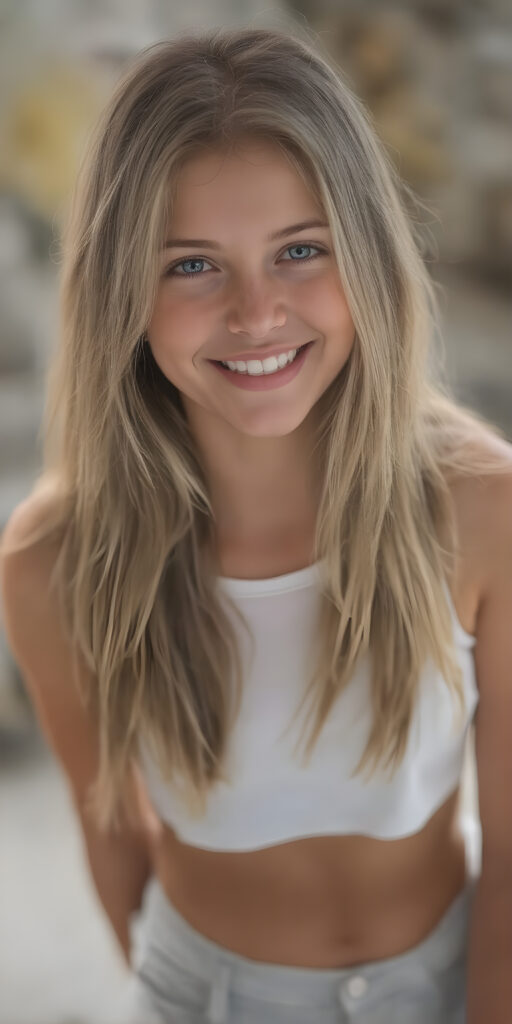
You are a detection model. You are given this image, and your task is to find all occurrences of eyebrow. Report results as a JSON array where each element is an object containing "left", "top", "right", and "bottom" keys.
[{"left": 162, "top": 219, "right": 329, "bottom": 250}]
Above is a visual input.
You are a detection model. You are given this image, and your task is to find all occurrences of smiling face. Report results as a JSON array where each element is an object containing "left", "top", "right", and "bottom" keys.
[{"left": 147, "top": 138, "right": 355, "bottom": 445}]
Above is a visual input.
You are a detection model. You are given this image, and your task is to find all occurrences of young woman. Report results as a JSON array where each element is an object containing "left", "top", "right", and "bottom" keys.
[{"left": 1, "top": 25, "right": 512, "bottom": 1024}]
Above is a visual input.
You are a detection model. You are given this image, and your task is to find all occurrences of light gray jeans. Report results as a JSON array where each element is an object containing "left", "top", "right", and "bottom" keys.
[{"left": 120, "top": 864, "right": 479, "bottom": 1024}]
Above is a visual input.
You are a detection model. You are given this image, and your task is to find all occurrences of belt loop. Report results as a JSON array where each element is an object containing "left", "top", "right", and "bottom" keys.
[{"left": 206, "top": 963, "right": 231, "bottom": 1023}]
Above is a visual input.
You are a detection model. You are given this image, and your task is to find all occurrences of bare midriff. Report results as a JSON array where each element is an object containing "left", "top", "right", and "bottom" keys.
[{"left": 151, "top": 788, "right": 468, "bottom": 967}]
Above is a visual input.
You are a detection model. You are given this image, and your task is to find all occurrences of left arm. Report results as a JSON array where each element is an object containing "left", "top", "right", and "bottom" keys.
[{"left": 465, "top": 466, "right": 512, "bottom": 1023}]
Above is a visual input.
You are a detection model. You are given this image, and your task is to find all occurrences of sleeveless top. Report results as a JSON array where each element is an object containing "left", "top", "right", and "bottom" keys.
[{"left": 138, "top": 560, "right": 479, "bottom": 852}]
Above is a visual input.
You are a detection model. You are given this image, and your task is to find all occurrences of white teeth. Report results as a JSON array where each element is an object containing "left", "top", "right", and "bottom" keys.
[{"left": 221, "top": 348, "right": 299, "bottom": 375}]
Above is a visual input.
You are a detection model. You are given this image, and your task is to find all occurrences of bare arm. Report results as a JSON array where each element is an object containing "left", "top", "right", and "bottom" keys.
[
  {"left": 0, "top": 498, "right": 160, "bottom": 967},
  {"left": 71, "top": 764, "right": 157, "bottom": 966},
  {"left": 465, "top": 466, "right": 512, "bottom": 1022}
]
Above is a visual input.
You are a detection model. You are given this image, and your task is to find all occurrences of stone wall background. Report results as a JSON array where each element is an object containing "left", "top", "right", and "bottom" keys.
[
  {"left": 0, "top": 2, "right": 510, "bottom": 1022},
  {"left": 295, "top": 0, "right": 512, "bottom": 284}
]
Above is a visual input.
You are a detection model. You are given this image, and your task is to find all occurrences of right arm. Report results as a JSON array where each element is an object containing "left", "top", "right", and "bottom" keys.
[{"left": 0, "top": 498, "right": 161, "bottom": 967}]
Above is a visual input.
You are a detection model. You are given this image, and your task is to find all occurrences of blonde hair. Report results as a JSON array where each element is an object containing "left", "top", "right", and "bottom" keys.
[{"left": 2, "top": 26, "right": 510, "bottom": 832}]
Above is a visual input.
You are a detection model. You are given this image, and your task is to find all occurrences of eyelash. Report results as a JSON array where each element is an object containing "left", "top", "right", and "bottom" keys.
[{"left": 163, "top": 243, "right": 327, "bottom": 280}]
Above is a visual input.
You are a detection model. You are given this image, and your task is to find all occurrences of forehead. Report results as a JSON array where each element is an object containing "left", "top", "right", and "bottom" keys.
[{"left": 169, "top": 139, "right": 320, "bottom": 225}]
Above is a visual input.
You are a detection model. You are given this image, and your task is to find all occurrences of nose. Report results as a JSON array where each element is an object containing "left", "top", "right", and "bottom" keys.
[{"left": 226, "top": 273, "right": 287, "bottom": 338}]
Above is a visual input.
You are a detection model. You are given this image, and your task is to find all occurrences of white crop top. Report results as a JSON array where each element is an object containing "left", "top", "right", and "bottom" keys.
[{"left": 138, "top": 560, "right": 479, "bottom": 852}]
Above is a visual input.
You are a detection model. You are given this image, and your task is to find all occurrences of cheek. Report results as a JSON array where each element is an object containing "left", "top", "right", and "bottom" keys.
[
  {"left": 328, "top": 297, "right": 355, "bottom": 340},
  {"left": 149, "top": 291, "right": 205, "bottom": 356},
  {"left": 300, "top": 276, "right": 354, "bottom": 336}
]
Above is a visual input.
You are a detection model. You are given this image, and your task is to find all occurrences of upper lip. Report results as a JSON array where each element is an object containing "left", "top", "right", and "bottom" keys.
[{"left": 210, "top": 341, "right": 312, "bottom": 363}]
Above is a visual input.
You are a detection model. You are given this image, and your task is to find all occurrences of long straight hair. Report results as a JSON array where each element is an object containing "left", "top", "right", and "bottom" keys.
[{"left": 3, "top": 26, "right": 510, "bottom": 831}]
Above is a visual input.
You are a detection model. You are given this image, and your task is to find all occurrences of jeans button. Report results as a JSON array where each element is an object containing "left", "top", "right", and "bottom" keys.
[{"left": 345, "top": 975, "right": 369, "bottom": 998}]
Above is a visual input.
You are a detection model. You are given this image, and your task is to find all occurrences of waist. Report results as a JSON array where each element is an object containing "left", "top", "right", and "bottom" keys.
[{"left": 151, "top": 795, "right": 471, "bottom": 968}]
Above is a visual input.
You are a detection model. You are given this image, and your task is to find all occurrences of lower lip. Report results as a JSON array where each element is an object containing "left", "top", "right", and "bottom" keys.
[{"left": 208, "top": 342, "right": 314, "bottom": 390}]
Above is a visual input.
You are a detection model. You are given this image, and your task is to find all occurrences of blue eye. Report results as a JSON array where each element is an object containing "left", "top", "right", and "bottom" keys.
[
  {"left": 167, "top": 257, "right": 213, "bottom": 278},
  {"left": 281, "top": 244, "right": 322, "bottom": 262},
  {"left": 163, "top": 243, "right": 326, "bottom": 280}
]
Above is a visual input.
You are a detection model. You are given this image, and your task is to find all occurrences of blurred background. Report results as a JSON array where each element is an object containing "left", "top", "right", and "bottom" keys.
[{"left": 0, "top": 0, "right": 511, "bottom": 1021}]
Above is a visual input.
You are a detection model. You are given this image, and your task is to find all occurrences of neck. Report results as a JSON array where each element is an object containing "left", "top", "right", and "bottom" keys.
[{"left": 183, "top": 398, "right": 322, "bottom": 547}]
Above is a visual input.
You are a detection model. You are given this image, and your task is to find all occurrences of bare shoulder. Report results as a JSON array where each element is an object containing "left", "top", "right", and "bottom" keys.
[
  {"left": 471, "top": 434, "right": 512, "bottom": 599},
  {"left": 1, "top": 485, "right": 63, "bottom": 588},
  {"left": 447, "top": 433, "right": 512, "bottom": 588},
  {"left": 439, "top": 431, "right": 512, "bottom": 639},
  {"left": 1, "top": 492, "right": 65, "bottom": 678},
  {"left": 1, "top": 487, "right": 58, "bottom": 548},
  {"left": 1, "top": 487, "right": 76, "bottom": 694}
]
